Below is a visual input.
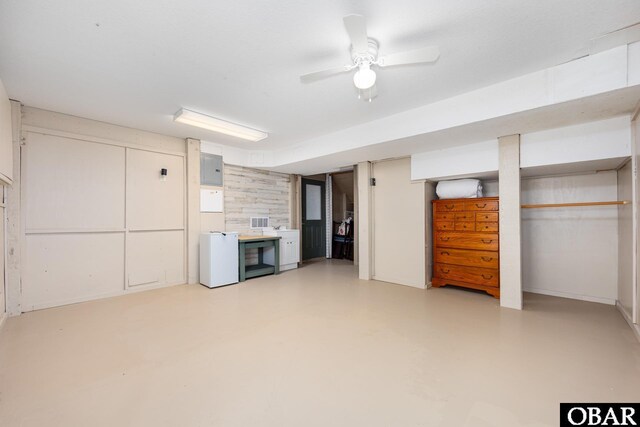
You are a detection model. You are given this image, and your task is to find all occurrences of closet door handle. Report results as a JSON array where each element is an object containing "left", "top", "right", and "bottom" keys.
[
  {"left": 481, "top": 257, "right": 493, "bottom": 262},
  {"left": 476, "top": 203, "right": 487, "bottom": 208},
  {"left": 445, "top": 204, "right": 455, "bottom": 209},
  {"left": 440, "top": 268, "right": 450, "bottom": 274},
  {"left": 440, "top": 237, "right": 450, "bottom": 242},
  {"left": 481, "top": 274, "right": 493, "bottom": 280},
  {"left": 440, "top": 251, "right": 450, "bottom": 256},
  {"left": 481, "top": 239, "right": 493, "bottom": 244}
]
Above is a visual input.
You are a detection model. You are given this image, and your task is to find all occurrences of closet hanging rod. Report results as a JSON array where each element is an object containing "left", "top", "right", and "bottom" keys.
[{"left": 521, "top": 201, "right": 630, "bottom": 209}]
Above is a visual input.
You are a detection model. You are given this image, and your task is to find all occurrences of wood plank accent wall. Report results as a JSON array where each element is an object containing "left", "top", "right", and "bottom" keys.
[{"left": 224, "top": 164, "right": 291, "bottom": 235}]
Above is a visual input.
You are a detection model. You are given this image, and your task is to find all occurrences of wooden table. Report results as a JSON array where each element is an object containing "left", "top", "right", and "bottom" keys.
[{"left": 238, "top": 235, "right": 281, "bottom": 282}]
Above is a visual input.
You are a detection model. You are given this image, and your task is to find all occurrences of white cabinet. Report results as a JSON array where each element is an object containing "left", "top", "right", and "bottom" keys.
[{"left": 263, "top": 229, "right": 300, "bottom": 271}]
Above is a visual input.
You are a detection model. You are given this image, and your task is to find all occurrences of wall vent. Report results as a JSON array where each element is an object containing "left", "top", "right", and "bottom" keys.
[{"left": 250, "top": 217, "right": 270, "bottom": 229}]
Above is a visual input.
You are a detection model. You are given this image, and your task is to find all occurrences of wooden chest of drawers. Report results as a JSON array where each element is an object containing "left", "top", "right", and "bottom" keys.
[{"left": 432, "top": 197, "right": 500, "bottom": 298}]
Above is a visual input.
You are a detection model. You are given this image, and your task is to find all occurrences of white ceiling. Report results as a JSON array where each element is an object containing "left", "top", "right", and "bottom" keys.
[{"left": 1, "top": 0, "right": 639, "bottom": 151}]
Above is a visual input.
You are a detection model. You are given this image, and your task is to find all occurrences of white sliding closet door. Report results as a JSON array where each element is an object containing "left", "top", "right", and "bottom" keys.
[
  {"left": 22, "top": 132, "right": 126, "bottom": 310},
  {"left": 21, "top": 132, "right": 186, "bottom": 311},
  {"left": 126, "top": 149, "right": 185, "bottom": 288}
]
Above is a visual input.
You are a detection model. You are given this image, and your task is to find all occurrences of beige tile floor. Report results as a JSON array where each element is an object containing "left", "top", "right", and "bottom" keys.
[{"left": 0, "top": 259, "right": 639, "bottom": 427}]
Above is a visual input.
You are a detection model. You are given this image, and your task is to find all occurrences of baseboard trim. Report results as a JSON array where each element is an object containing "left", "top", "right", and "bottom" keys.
[
  {"left": 22, "top": 281, "right": 187, "bottom": 313},
  {"left": 0, "top": 312, "right": 7, "bottom": 332},
  {"left": 372, "top": 275, "right": 426, "bottom": 290},
  {"left": 616, "top": 301, "right": 640, "bottom": 343},
  {"left": 523, "top": 287, "right": 616, "bottom": 305}
]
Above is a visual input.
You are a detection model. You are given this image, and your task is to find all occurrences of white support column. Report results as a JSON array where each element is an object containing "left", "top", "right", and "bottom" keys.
[
  {"left": 499, "top": 134, "right": 523, "bottom": 310},
  {"left": 356, "top": 161, "right": 372, "bottom": 280},
  {"left": 186, "top": 138, "right": 200, "bottom": 284}
]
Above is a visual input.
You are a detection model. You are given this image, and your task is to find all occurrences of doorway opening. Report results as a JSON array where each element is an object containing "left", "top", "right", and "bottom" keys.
[
  {"left": 300, "top": 170, "right": 356, "bottom": 264},
  {"left": 330, "top": 171, "right": 355, "bottom": 262}
]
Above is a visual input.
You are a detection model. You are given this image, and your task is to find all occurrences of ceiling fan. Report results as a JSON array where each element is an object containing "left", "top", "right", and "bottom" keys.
[{"left": 300, "top": 14, "right": 440, "bottom": 102}]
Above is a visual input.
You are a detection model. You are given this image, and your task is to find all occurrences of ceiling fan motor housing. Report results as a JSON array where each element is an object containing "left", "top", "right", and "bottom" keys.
[{"left": 351, "top": 38, "right": 379, "bottom": 66}]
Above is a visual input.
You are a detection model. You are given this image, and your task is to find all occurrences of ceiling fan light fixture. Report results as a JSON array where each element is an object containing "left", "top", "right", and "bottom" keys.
[
  {"left": 353, "top": 63, "right": 376, "bottom": 90},
  {"left": 173, "top": 108, "right": 268, "bottom": 142}
]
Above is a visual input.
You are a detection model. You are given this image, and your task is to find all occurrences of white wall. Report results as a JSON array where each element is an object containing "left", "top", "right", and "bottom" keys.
[
  {"left": 483, "top": 180, "right": 499, "bottom": 197},
  {"left": 411, "top": 116, "right": 631, "bottom": 182},
  {"left": 521, "top": 172, "right": 619, "bottom": 304},
  {"left": 411, "top": 140, "right": 498, "bottom": 181},
  {"left": 0, "top": 78, "right": 12, "bottom": 185},
  {"left": 520, "top": 116, "right": 631, "bottom": 168}
]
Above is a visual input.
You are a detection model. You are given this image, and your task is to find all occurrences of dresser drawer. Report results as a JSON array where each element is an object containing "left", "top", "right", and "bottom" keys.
[
  {"left": 434, "top": 248, "right": 499, "bottom": 269},
  {"left": 436, "top": 202, "right": 464, "bottom": 212},
  {"left": 434, "top": 263, "right": 499, "bottom": 287},
  {"left": 435, "top": 221, "right": 455, "bottom": 231},
  {"left": 454, "top": 212, "right": 475, "bottom": 221},
  {"left": 435, "top": 232, "right": 499, "bottom": 251},
  {"left": 454, "top": 221, "right": 474, "bottom": 231},
  {"left": 476, "top": 212, "right": 498, "bottom": 222},
  {"left": 464, "top": 200, "right": 498, "bottom": 211},
  {"left": 434, "top": 213, "right": 455, "bottom": 221},
  {"left": 476, "top": 222, "right": 499, "bottom": 232}
]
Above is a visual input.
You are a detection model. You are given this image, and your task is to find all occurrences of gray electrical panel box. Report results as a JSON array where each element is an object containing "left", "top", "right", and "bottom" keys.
[{"left": 200, "top": 153, "right": 223, "bottom": 186}]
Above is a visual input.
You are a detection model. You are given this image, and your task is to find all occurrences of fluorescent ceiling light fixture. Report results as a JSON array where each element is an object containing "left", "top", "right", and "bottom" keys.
[{"left": 174, "top": 108, "right": 268, "bottom": 142}]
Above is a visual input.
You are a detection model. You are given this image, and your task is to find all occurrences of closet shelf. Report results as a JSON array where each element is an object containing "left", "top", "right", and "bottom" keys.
[{"left": 521, "top": 201, "right": 630, "bottom": 209}]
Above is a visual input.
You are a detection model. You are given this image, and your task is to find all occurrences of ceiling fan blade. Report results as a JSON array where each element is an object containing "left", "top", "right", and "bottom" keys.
[
  {"left": 343, "top": 14, "right": 369, "bottom": 54},
  {"left": 378, "top": 46, "right": 440, "bottom": 67},
  {"left": 300, "top": 65, "right": 351, "bottom": 83}
]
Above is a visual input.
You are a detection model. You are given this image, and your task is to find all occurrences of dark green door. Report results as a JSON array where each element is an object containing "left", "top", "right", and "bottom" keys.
[{"left": 302, "top": 178, "right": 326, "bottom": 260}]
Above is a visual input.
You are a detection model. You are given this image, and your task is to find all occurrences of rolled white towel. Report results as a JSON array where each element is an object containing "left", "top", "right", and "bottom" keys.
[{"left": 436, "top": 179, "right": 483, "bottom": 199}]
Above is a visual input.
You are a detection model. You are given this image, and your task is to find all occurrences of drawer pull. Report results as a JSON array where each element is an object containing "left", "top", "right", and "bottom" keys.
[
  {"left": 440, "top": 268, "right": 450, "bottom": 274},
  {"left": 481, "top": 257, "right": 493, "bottom": 262},
  {"left": 476, "top": 203, "right": 487, "bottom": 208},
  {"left": 482, "top": 274, "right": 493, "bottom": 280},
  {"left": 440, "top": 237, "right": 450, "bottom": 242},
  {"left": 481, "top": 239, "right": 493, "bottom": 244},
  {"left": 440, "top": 251, "right": 450, "bottom": 256},
  {"left": 445, "top": 204, "right": 455, "bottom": 209}
]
